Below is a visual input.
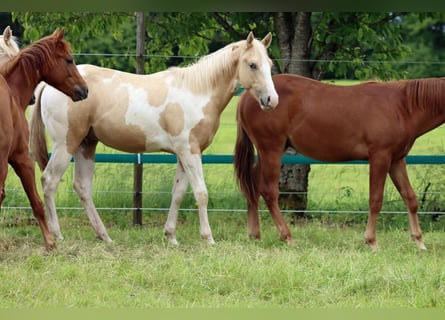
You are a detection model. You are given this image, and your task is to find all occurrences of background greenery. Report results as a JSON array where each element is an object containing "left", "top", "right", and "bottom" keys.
[{"left": 1, "top": 12, "right": 444, "bottom": 79}]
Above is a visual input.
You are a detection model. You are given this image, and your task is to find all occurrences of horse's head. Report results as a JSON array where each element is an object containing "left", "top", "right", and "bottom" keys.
[
  {"left": 235, "top": 32, "right": 278, "bottom": 110},
  {"left": 39, "top": 28, "right": 88, "bottom": 101},
  {"left": 0, "top": 26, "right": 20, "bottom": 65}
]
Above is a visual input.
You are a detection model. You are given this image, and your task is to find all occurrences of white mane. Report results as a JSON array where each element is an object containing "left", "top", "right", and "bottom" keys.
[{"left": 169, "top": 39, "right": 247, "bottom": 93}]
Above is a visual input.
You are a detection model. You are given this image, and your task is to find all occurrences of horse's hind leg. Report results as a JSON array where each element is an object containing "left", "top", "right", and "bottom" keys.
[
  {"left": 258, "top": 150, "right": 294, "bottom": 245},
  {"left": 9, "top": 154, "right": 55, "bottom": 250},
  {"left": 164, "top": 161, "right": 189, "bottom": 245},
  {"left": 0, "top": 159, "right": 8, "bottom": 206},
  {"left": 73, "top": 143, "right": 112, "bottom": 242},
  {"left": 389, "top": 159, "right": 425, "bottom": 250}
]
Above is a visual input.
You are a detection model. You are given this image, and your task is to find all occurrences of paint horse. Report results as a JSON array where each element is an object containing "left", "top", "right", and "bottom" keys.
[
  {"left": 0, "top": 29, "right": 88, "bottom": 250},
  {"left": 0, "top": 26, "right": 20, "bottom": 65},
  {"left": 30, "top": 32, "right": 278, "bottom": 245},
  {"left": 234, "top": 73, "right": 445, "bottom": 251}
]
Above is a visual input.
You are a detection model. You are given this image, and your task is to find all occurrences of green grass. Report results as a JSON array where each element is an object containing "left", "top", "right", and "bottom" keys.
[{"left": 0, "top": 215, "right": 444, "bottom": 308}]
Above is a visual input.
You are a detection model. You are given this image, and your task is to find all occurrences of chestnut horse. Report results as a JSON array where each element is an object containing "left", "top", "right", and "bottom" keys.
[
  {"left": 0, "top": 29, "right": 88, "bottom": 250},
  {"left": 30, "top": 32, "right": 278, "bottom": 245},
  {"left": 234, "top": 73, "right": 445, "bottom": 251},
  {"left": 0, "top": 26, "right": 19, "bottom": 65}
]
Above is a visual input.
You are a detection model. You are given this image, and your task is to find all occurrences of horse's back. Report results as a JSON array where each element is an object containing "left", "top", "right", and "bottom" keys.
[
  {"left": 238, "top": 73, "right": 410, "bottom": 162},
  {"left": 39, "top": 64, "right": 194, "bottom": 154}
]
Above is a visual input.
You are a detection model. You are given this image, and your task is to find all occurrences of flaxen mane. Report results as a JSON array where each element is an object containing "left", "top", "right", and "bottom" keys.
[{"left": 169, "top": 40, "right": 246, "bottom": 93}]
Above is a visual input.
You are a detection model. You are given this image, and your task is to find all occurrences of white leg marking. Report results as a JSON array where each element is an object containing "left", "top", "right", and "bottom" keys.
[
  {"left": 41, "top": 148, "right": 73, "bottom": 240},
  {"left": 164, "top": 162, "right": 188, "bottom": 245},
  {"left": 73, "top": 150, "right": 112, "bottom": 242},
  {"left": 178, "top": 152, "right": 215, "bottom": 245}
]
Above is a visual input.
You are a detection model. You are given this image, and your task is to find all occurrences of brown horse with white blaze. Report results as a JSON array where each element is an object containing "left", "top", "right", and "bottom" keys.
[
  {"left": 30, "top": 32, "right": 278, "bottom": 245},
  {"left": 234, "top": 73, "right": 445, "bottom": 251},
  {"left": 0, "top": 29, "right": 88, "bottom": 250}
]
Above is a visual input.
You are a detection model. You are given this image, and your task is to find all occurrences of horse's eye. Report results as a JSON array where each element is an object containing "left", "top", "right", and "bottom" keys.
[
  {"left": 66, "top": 58, "right": 74, "bottom": 64},
  {"left": 249, "top": 63, "right": 257, "bottom": 70}
]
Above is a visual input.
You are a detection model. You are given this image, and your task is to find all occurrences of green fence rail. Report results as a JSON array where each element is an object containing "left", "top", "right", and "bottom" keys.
[{"left": 65, "top": 153, "right": 445, "bottom": 165}]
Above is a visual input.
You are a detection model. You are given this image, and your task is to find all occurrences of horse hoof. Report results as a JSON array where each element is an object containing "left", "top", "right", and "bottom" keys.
[
  {"left": 201, "top": 235, "right": 215, "bottom": 245},
  {"left": 165, "top": 235, "right": 179, "bottom": 246},
  {"left": 45, "top": 242, "right": 56, "bottom": 251},
  {"left": 366, "top": 241, "right": 378, "bottom": 252},
  {"left": 248, "top": 233, "right": 261, "bottom": 240},
  {"left": 164, "top": 230, "right": 179, "bottom": 245},
  {"left": 416, "top": 240, "right": 427, "bottom": 250},
  {"left": 286, "top": 238, "right": 296, "bottom": 247}
]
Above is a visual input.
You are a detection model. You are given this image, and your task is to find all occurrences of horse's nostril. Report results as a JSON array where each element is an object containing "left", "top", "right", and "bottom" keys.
[{"left": 75, "top": 86, "right": 88, "bottom": 100}]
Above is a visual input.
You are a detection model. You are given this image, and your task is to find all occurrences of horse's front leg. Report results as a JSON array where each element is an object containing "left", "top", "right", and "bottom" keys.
[
  {"left": 74, "top": 144, "right": 112, "bottom": 242},
  {"left": 389, "top": 158, "right": 426, "bottom": 250},
  {"left": 177, "top": 151, "right": 215, "bottom": 245},
  {"left": 164, "top": 161, "right": 189, "bottom": 245},
  {"left": 366, "top": 155, "right": 392, "bottom": 251},
  {"left": 10, "top": 154, "right": 55, "bottom": 251},
  {"left": 41, "top": 147, "right": 75, "bottom": 241}
]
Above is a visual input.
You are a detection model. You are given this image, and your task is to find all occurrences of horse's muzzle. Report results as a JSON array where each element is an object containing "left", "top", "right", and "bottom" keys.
[
  {"left": 260, "top": 94, "right": 279, "bottom": 110},
  {"left": 73, "top": 85, "right": 89, "bottom": 101}
]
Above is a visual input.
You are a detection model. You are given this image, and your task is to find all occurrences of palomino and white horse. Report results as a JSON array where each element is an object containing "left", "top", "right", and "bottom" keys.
[{"left": 30, "top": 32, "right": 278, "bottom": 245}]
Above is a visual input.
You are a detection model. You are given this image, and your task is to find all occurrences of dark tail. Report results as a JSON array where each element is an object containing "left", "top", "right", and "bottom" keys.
[
  {"left": 234, "top": 114, "right": 260, "bottom": 207},
  {"left": 29, "top": 83, "right": 49, "bottom": 172}
]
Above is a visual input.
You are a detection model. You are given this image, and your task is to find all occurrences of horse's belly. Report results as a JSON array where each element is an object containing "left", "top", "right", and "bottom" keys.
[
  {"left": 96, "top": 129, "right": 170, "bottom": 154},
  {"left": 291, "top": 131, "right": 369, "bottom": 162}
]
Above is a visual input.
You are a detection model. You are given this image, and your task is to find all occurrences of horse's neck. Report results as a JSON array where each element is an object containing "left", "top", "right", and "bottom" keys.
[
  {"left": 407, "top": 79, "right": 445, "bottom": 137},
  {"left": 183, "top": 49, "right": 239, "bottom": 115},
  {"left": 3, "top": 64, "right": 37, "bottom": 110},
  {"left": 413, "top": 109, "right": 445, "bottom": 138}
]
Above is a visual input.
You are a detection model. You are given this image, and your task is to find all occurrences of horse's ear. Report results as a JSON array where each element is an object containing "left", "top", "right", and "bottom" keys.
[
  {"left": 246, "top": 31, "right": 254, "bottom": 48},
  {"left": 261, "top": 32, "right": 272, "bottom": 49},
  {"left": 52, "top": 28, "right": 65, "bottom": 41},
  {"left": 3, "top": 26, "right": 12, "bottom": 43}
]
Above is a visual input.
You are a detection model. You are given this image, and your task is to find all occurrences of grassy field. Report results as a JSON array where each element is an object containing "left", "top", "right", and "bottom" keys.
[
  {"left": 1, "top": 216, "right": 444, "bottom": 308},
  {"left": 1, "top": 80, "right": 444, "bottom": 309}
]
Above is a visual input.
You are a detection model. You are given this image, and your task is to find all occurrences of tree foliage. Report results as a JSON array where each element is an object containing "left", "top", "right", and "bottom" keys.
[
  {"left": 9, "top": 12, "right": 445, "bottom": 79},
  {"left": 309, "top": 12, "right": 410, "bottom": 80},
  {"left": 393, "top": 13, "right": 445, "bottom": 78}
]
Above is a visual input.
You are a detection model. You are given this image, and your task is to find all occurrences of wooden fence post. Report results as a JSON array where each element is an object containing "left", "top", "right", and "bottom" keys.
[{"left": 133, "top": 12, "right": 146, "bottom": 226}]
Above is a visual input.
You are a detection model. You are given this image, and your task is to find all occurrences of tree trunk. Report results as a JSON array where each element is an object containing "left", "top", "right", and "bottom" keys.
[{"left": 273, "top": 12, "right": 312, "bottom": 222}]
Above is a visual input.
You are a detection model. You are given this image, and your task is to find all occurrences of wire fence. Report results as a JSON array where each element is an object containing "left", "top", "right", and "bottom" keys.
[
  {"left": 2, "top": 158, "right": 445, "bottom": 227},
  {"left": 72, "top": 52, "right": 445, "bottom": 66}
]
